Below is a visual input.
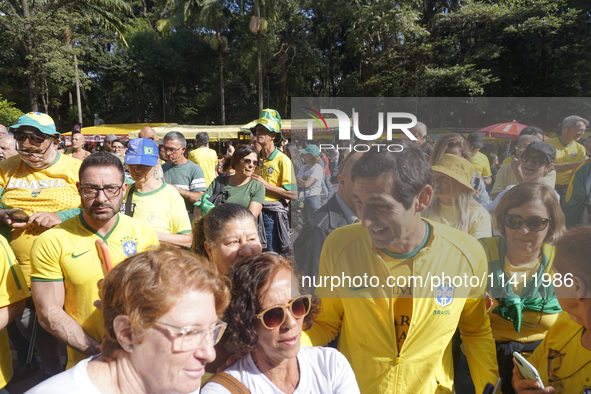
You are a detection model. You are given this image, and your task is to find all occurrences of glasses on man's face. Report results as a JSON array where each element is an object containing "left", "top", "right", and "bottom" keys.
[
  {"left": 14, "top": 131, "right": 50, "bottom": 144},
  {"left": 153, "top": 321, "right": 227, "bottom": 352},
  {"left": 504, "top": 214, "right": 551, "bottom": 232},
  {"left": 256, "top": 295, "right": 312, "bottom": 330},
  {"left": 242, "top": 158, "right": 259, "bottom": 166},
  {"left": 521, "top": 154, "right": 548, "bottom": 166},
  {"left": 163, "top": 146, "right": 182, "bottom": 154},
  {"left": 17, "top": 141, "right": 53, "bottom": 158},
  {"left": 80, "top": 185, "right": 123, "bottom": 198}
]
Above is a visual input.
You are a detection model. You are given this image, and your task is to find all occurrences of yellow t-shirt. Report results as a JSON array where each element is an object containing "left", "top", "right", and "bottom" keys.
[
  {"left": 501, "top": 155, "right": 514, "bottom": 166},
  {"left": 0, "top": 236, "right": 29, "bottom": 389},
  {"left": 528, "top": 312, "right": 591, "bottom": 392},
  {"left": 188, "top": 147, "right": 218, "bottom": 187},
  {"left": 472, "top": 151, "right": 492, "bottom": 177},
  {"left": 547, "top": 137, "right": 587, "bottom": 185},
  {"left": 0, "top": 154, "right": 82, "bottom": 284},
  {"left": 489, "top": 257, "right": 558, "bottom": 343},
  {"left": 30, "top": 213, "right": 159, "bottom": 368},
  {"left": 491, "top": 163, "right": 556, "bottom": 195},
  {"left": 424, "top": 201, "right": 492, "bottom": 239},
  {"left": 258, "top": 148, "right": 296, "bottom": 202},
  {"left": 122, "top": 183, "right": 191, "bottom": 235}
]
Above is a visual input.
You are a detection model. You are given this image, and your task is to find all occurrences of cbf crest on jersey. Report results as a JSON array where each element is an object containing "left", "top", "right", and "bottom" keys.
[
  {"left": 121, "top": 237, "right": 138, "bottom": 256},
  {"left": 434, "top": 281, "right": 454, "bottom": 308}
]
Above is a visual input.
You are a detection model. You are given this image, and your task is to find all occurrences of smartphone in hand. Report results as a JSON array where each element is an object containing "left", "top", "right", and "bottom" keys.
[
  {"left": 513, "top": 352, "right": 544, "bottom": 388},
  {"left": 4, "top": 209, "right": 29, "bottom": 223}
]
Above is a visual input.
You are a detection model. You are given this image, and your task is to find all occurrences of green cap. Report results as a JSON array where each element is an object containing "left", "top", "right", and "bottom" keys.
[{"left": 11, "top": 112, "right": 58, "bottom": 136}]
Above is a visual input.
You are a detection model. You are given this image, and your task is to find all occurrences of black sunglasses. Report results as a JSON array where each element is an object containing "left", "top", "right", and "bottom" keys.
[
  {"left": 14, "top": 131, "right": 52, "bottom": 144},
  {"left": 504, "top": 214, "right": 551, "bottom": 232}
]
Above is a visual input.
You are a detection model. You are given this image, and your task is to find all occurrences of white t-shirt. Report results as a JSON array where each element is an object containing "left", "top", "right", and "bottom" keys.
[
  {"left": 485, "top": 184, "right": 561, "bottom": 214},
  {"left": 25, "top": 355, "right": 200, "bottom": 394},
  {"left": 201, "top": 346, "right": 360, "bottom": 394},
  {"left": 297, "top": 163, "right": 324, "bottom": 197}
]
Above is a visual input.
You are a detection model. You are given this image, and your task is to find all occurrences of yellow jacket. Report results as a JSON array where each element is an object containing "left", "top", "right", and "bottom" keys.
[{"left": 302, "top": 220, "right": 498, "bottom": 393}]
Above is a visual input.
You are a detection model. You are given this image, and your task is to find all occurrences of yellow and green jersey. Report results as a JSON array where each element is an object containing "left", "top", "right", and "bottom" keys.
[
  {"left": 0, "top": 236, "right": 29, "bottom": 389},
  {"left": 30, "top": 213, "right": 159, "bottom": 368},
  {"left": 547, "top": 137, "right": 587, "bottom": 185},
  {"left": 121, "top": 183, "right": 191, "bottom": 235},
  {"left": 302, "top": 220, "right": 498, "bottom": 393},
  {"left": 258, "top": 148, "right": 295, "bottom": 202},
  {"left": 528, "top": 312, "right": 591, "bottom": 392},
  {"left": 188, "top": 147, "right": 218, "bottom": 187},
  {"left": 0, "top": 154, "right": 82, "bottom": 284}
]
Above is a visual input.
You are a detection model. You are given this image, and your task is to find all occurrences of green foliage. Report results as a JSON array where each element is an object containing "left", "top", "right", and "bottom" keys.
[
  {"left": 2, "top": 0, "right": 591, "bottom": 129},
  {"left": 0, "top": 96, "right": 24, "bottom": 126}
]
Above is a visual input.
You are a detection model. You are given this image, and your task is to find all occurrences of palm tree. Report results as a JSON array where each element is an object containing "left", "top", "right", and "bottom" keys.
[{"left": 0, "top": 0, "right": 132, "bottom": 111}]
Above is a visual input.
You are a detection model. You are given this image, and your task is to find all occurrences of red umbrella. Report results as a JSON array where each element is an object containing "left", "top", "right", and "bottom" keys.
[{"left": 478, "top": 121, "right": 528, "bottom": 140}]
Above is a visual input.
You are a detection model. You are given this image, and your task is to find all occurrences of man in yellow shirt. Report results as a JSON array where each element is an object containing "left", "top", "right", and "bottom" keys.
[
  {"left": 0, "top": 236, "right": 28, "bottom": 391},
  {"left": 188, "top": 132, "right": 218, "bottom": 187},
  {"left": 467, "top": 131, "right": 493, "bottom": 186},
  {"left": 250, "top": 109, "right": 295, "bottom": 253},
  {"left": 547, "top": 115, "right": 588, "bottom": 202},
  {"left": 301, "top": 141, "right": 498, "bottom": 393},
  {"left": 512, "top": 226, "right": 591, "bottom": 393},
  {"left": 30, "top": 152, "right": 159, "bottom": 368}
]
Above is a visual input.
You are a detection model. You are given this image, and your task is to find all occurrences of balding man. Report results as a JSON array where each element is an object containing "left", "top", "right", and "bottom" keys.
[
  {"left": 0, "top": 133, "right": 17, "bottom": 161},
  {"left": 64, "top": 133, "right": 90, "bottom": 161},
  {"left": 139, "top": 126, "right": 157, "bottom": 140}
]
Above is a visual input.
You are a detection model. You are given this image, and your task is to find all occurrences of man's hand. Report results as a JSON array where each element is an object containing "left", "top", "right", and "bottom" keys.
[
  {"left": 512, "top": 360, "right": 554, "bottom": 393},
  {"left": 29, "top": 212, "right": 61, "bottom": 229}
]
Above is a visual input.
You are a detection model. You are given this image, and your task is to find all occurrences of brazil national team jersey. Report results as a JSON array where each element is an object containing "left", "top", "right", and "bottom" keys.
[
  {"left": 258, "top": 148, "right": 295, "bottom": 202},
  {"left": 0, "top": 236, "right": 29, "bottom": 389},
  {"left": 30, "top": 213, "right": 159, "bottom": 368},
  {"left": 0, "top": 153, "right": 82, "bottom": 284}
]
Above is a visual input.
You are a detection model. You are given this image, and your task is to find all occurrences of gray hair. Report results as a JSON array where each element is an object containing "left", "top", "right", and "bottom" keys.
[
  {"left": 414, "top": 121, "right": 427, "bottom": 137},
  {"left": 561, "top": 115, "right": 589, "bottom": 132},
  {"left": 163, "top": 131, "right": 187, "bottom": 148},
  {"left": 1, "top": 132, "right": 14, "bottom": 140},
  {"left": 516, "top": 134, "right": 541, "bottom": 146},
  {"left": 196, "top": 132, "right": 209, "bottom": 146}
]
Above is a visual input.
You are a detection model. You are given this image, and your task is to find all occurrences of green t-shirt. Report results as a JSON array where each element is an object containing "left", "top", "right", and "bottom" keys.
[{"left": 206, "top": 176, "right": 265, "bottom": 209}]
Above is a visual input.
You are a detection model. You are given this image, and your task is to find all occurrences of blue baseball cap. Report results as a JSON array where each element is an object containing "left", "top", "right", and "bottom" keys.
[
  {"left": 11, "top": 112, "right": 58, "bottom": 136},
  {"left": 125, "top": 138, "right": 159, "bottom": 166}
]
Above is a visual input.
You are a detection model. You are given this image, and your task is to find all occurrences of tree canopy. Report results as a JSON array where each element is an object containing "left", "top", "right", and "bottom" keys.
[{"left": 0, "top": 0, "right": 589, "bottom": 130}]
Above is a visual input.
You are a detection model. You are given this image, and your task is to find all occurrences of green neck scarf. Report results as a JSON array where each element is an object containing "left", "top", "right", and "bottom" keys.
[{"left": 486, "top": 237, "right": 562, "bottom": 333}]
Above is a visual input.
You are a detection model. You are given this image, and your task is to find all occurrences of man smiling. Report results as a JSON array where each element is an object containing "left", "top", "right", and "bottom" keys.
[
  {"left": 302, "top": 141, "right": 498, "bottom": 393},
  {"left": 30, "top": 152, "right": 159, "bottom": 368}
]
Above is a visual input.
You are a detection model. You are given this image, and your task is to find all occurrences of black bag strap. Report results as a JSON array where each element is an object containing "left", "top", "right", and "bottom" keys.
[{"left": 124, "top": 184, "right": 136, "bottom": 217}]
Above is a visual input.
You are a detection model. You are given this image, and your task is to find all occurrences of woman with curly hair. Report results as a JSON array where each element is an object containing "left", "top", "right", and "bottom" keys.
[{"left": 202, "top": 253, "right": 360, "bottom": 393}]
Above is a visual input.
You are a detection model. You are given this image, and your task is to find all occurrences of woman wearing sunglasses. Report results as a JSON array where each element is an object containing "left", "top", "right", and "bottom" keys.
[
  {"left": 28, "top": 245, "right": 230, "bottom": 394},
  {"left": 486, "top": 141, "right": 559, "bottom": 214},
  {"left": 202, "top": 253, "right": 360, "bottom": 394},
  {"left": 194, "top": 144, "right": 265, "bottom": 220},
  {"left": 457, "top": 182, "right": 566, "bottom": 394}
]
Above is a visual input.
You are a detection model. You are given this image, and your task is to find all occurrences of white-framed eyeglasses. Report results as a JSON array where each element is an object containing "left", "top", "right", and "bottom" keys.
[{"left": 152, "top": 320, "right": 227, "bottom": 351}]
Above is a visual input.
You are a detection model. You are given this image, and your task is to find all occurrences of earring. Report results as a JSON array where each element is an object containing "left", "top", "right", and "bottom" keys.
[{"left": 126, "top": 345, "right": 132, "bottom": 350}]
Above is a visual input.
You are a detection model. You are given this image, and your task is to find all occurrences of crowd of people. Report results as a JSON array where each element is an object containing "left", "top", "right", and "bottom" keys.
[{"left": 0, "top": 110, "right": 590, "bottom": 394}]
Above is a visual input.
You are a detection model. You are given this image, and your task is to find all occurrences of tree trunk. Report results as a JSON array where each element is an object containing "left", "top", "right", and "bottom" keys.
[
  {"left": 27, "top": 57, "right": 39, "bottom": 111},
  {"left": 219, "top": 49, "right": 226, "bottom": 125},
  {"left": 255, "top": 0, "right": 263, "bottom": 113}
]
